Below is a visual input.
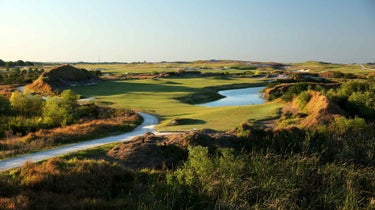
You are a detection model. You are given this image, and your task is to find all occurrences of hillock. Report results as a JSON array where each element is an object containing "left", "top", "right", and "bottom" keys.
[
  {"left": 26, "top": 65, "right": 100, "bottom": 95},
  {"left": 278, "top": 91, "right": 346, "bottom": 129},
  {"left": 107, "top": 130, "right": 238, "bottom": 169}
]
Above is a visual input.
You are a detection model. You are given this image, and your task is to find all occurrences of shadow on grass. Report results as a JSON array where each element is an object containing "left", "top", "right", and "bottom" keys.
[
  {"left": 168, "top": 118, "right": 206, "bottom": 126},
  {"left": 72, "top": 80, "right": 199, "bottom": 97}
]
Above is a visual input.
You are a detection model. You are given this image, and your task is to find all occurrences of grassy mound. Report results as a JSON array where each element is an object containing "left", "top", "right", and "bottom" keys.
[
  {"left": 107, "top": 131, "right": 239, "bottom": 169},
  {"left": 278, "top": 91, "right": 346, "bottom": 129},
  {"left": 26, "top": 65, "right": 100, "bottom": 95}
]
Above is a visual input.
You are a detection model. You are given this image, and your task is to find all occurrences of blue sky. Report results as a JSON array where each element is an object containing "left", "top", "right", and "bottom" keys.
[{"left": 0, "top": 0, "right": 374, "bottom": 63}]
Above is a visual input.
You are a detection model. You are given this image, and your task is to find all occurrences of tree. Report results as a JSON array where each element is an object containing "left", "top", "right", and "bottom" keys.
[
  {"left": 9, "top": 91, "right": 44, "bottom": 116},
  {"left": 5, "top": 61, "right": 14, "bottom": 69},
  {"left": 0, "top": 95, "right": 10, "bottom": 115},
  {"left": 348, "top": 91, "right": 375, "bottom": 119},
  {"left": 61, "top": 89, "right": 78, "bottom": 104},
  {"left": 43, "top": 94, "right": 75, "bottom": 127},
  {"left": 9, "top": 91, "right": 26, "bottom": 114},
  {"left": 15, "top": 60, "right": 25, "bottom": 66},
  {"left": 24, "top": 61, "right": 34, "bottom": 66},
  {"left": 0, "top": 59, "right": 5, "bottom": 67}
]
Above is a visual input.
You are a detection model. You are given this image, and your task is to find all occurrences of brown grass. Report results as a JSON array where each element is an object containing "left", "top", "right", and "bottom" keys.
[
  {"left": 277, "top": 91, "right": 345, "bottom": 129},
  {"left": 0, "top": 157, "right": 135, "bottom": 209},
  {"left": 107, "top": 133, "right": 187, "bottom": 169},
  {"left": 0, "top": 113, "right": 141, "bottom": 159},
  {"left": 25, "top": 77, "right": 56, "bottom": 95},
  {"left": 299, "top": 91, "right": 345, "bottom": 127},
  {"left": 0, "top": 85, "right": 17, "bottom": 98}
]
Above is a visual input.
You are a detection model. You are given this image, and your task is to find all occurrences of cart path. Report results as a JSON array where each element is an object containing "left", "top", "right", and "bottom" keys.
[{"left": 0, "top": 112, "right": 158, "bottom": 171}]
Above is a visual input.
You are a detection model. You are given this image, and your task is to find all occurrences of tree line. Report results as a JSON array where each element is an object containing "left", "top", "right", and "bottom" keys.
[
  {"left": 0, "top": 67, "right": 44, "bottom": 84},
  {"left": 0, "top": 59, "right": 34, "bottom": 68}
]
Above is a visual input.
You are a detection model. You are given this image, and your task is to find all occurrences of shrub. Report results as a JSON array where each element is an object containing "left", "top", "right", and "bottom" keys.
[
  {"left": 281, "top": 82, "right": 308, "bottom": 101},
  {"left": 297, "top": 91, "right": 311, "bottom": 108},
  {"left": 329, "top": 80, "right": 375, "bottom": 119},
  {"left": 0, "top": 96, "right": 10, "bottom": 115},
  {"left": 348, "top": 91, "right": 375, "bottom": 119}
]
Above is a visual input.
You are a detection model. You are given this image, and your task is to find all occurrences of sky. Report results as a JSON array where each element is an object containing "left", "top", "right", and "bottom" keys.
[{"left": 0, "top": 0, "right": 374, "bottom": 63}]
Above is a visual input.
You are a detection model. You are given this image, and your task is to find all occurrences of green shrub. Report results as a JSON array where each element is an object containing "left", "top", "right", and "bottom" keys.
[
  {"left": 328, "top": 80, "right": 375, "bottom": 119},
  {"left": 297, "top": 91, "right": 311, "bottom": 108},
  {"left": 281, "top": 82, "right": 308, "bottom": 101}
]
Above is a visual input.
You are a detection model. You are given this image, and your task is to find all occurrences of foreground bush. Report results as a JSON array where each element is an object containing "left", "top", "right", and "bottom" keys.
[
  {"left": 2, "top": 142, "right": 375, "bottom": 209},
  {"left": 164, "top": 146, "right": 375, "bottom": 209},
  {"left": 0, "top": 158, "right": 135, "bottom": 209}
]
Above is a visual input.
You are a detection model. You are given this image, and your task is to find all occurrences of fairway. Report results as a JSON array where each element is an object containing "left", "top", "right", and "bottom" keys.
[
  {"left": 72, "top": 77, "right": 283, "bottom": 131},
  {"left": 74, "top": 60, "right": 259, "bottom": 75}
]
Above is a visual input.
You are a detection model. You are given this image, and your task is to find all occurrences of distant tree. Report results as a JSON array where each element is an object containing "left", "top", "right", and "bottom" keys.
[
  {"left": 0, "top": 59, "right": 5, "bottom": 67},
  {"left": 0, "top": 95, "right": 10, "bottom": 115},
  {"left": 24, "top": 61, "right": 34, "bottom": 66},
  {"left": 16, "top": 60, "right": 25, "bottom": 66}
]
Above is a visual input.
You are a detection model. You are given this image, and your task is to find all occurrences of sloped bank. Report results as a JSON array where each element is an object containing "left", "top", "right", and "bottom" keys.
[{"left": 277, "top": 91, "right": 346, "bottom": 129}]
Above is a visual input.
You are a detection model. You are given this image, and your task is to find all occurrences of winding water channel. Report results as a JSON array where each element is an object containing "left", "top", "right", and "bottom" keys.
[{"left": 199, "top": 86, "right": 265, "bottom": 107}]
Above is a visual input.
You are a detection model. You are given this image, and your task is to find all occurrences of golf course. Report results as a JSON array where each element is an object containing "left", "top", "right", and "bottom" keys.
[{"left": 71, "top": 75, "right": 283, "bottom": 131}]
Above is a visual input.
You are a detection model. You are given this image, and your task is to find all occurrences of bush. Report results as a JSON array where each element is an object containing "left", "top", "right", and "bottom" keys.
[
  {"left": 297, "top": 91, "right": 311, "bottom": 108},
  {"left": 0, "top": 96, "right": 10, "bottom": 115},
  {"left": 165, "top": 145, "right": 375, "bottom": 209},
  {"left": 328, "top": 80, "right": 375, "bottom": 119},
  {"left": 281, "top": 82, "right": 308, "bottom": 101}
]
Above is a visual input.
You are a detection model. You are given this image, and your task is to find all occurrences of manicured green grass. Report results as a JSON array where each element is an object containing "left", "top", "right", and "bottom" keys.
[
  {"left": 75, "top": 61, "right": 375, "bottom": 78},
  {"left": 72, "top": 77, "right": 283, "bottom": 131},
  {"left": 73, "top": 60, "right": 258, "bottom": 75},
  {"left": 158, "top": 102, "right": 282, "bottom": 131},
  {"left": 291, "top": 61, "right": 373, "bottom": 74},
  {"left": 75, "top": 63, "right": 170, "bottom": 74}
]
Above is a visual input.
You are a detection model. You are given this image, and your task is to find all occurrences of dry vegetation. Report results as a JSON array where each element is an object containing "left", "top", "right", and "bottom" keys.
[
  {"left": 107, "top": 130, "right": 238, "bottom": 169},
  {"left": 0, "top": 111, "right": 141, "bottom": 159},
  {"left": 26, "top": 65, "right": 100, "bottom": 95},
  {"left": 277, "top": 91, "right": 345, "bottom": 129},
  {"left": 0, "top": 85, "right": 17, "bottom": 98}
]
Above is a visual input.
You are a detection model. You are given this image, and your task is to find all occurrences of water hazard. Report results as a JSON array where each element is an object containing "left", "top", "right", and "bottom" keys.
[{"left": 198, "top": 86, "right": 265, "bottom": 107}]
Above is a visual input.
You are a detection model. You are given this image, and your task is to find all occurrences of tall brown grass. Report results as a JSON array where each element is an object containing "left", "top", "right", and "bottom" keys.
[{"left": 0, "top": 113, "right": 141, "bottom": 159}]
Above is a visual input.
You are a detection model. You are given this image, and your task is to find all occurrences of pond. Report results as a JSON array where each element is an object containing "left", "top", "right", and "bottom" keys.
[{"left": 198, "top": 86, "right": 265, "bottom": 107}]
